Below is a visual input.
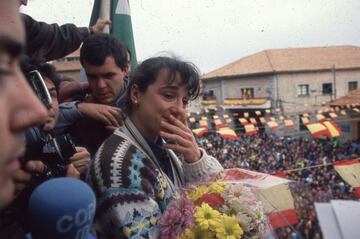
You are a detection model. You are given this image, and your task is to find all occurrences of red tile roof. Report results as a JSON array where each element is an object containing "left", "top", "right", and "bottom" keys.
[
  {"left": 329, "top": 88, "right": 360, "bottom": 106},
  {"left": 203, "top": 45, "right": 360, "bottom": 80}
]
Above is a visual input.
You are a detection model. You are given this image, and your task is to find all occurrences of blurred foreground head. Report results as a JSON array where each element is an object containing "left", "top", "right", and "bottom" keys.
[{"left": 0, "top": 0, "right": 47, "bottom": 209}]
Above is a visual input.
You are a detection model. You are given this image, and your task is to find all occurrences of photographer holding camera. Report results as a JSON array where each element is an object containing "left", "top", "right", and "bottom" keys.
[{"left": 19, "top": 58, "right": 91, "bottom": 179}]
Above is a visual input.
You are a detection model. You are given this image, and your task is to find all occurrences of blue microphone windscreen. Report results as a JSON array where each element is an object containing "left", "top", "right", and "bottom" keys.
[{"left": 28, "top": 178, "right": 96, "bottom": 239}]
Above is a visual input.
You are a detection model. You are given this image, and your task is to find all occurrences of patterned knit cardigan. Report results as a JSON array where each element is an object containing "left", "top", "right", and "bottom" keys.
[{"left": 88, "top": 118, "right": 223, "bottom": 239}]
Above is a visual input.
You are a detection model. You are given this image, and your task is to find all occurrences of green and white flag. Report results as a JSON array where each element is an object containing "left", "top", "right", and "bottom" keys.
[{"left": 90, "top": 0, "right": 137, "bottom": 69}]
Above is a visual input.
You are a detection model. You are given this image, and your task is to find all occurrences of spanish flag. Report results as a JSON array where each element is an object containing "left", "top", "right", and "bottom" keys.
[
  {"left": 301, "top": 117, "right": 311, "bottom": 125},
  {"left": 333, "top": 159, "right": 360, "bottom": 199},
  {"left": 238, "top": 118, "right": 248, "bottom": 125},
  {"left": 225, "top": 117, "right": 232, "bottom": 124},
  {"left": 269, "top": 117, "right": 276, "bottom": 122},
  {"left": 267, "top": 121, "right": 280, "bottom": 131},
  {"left": 217, "top": 127, "right": 238, "bottom": 140},
  {"left": 244, "top": 123, "right": 257, "bottom": 135},
  {"left": 260, "top": 117, "right": 267, "bottom": 125},
  {"left": 316, "top": 114, "right": 326, "bottom": 122},
  {"left": 322, "top": 121, "right": 342, "bottom": 138},
  {"left": 250, "top": 117, "right": 258, "bottom": 125},
  {"left": 284, "top": 119, "right": 294, "bottom": 128},
  {"left": 199, "top": 119, "right": 208, "bottom": 128},
  {"left": 214, "top": 119, "right": 227, "bottom": 128},
  {"left": 220, "top": 169, "right": 297, "bottom": 229},
  {"left": 262, "top": 183, "right": 298, "bottom": 228},
  {"left": 306, "top": 123, "right": 329, "bottom": 138},
  {"left": 192, "top": 127, "right": 207, "bottom": 137}
]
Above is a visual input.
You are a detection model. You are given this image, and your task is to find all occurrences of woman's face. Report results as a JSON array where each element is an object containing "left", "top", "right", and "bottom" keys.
[{"left": 130, "top": 68, "right": 190, "bottom": 142}]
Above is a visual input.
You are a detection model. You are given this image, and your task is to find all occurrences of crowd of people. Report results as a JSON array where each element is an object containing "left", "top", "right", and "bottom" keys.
[
  {"left": 0, "top": 1, "right": 224, "bottom": 238},
  {"left": 0, "top": 1, "right": 358, "bottom": 238},
  {"left": 197, "top": 131, "right": 359, "bottom": 239}
]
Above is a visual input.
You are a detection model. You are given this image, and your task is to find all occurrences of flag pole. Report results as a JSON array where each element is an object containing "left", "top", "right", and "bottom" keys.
[{"left": 100, "top": 0, "right": 111, "bottom": 33}]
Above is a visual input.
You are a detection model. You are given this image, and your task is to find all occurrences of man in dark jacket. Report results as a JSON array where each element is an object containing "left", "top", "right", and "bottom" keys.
[
  {"left": 55, "top": 34, "right": 130, "bottom": 155},
  {"left": 22, "top": 14, "right": 111, "bottom": 61},
  {"left": 20, "top": 0, "right": 111, "bottom": 61}
]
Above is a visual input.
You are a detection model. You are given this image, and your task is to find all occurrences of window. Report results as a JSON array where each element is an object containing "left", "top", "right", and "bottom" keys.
[
  {"left": 203, "top": 90, "right": 215, "bottom": 100},
  {"left": 349, "top": 81, "right": 358, "bottom": 91},
  {"left": 322, "top": 83, "right": 332, "bottom": 95},
  {"left": 241, "top": 88, "right": 254, "bottom": 98},
  {"left": 297, "top": 84, "right": 309, "bottom": 96}
]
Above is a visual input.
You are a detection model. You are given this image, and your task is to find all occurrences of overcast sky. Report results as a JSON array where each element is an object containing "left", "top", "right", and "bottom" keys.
[{"left": 22, "top": 0, "right": 360, "bottom": 74}]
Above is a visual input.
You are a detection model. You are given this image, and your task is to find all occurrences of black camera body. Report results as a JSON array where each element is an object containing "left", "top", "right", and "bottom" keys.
[
  {"left": 22, "top": 67, "right": 77, "bottom": 180},
  {"left": 23, "top": 127, "right": 76, "bottom": 180}
]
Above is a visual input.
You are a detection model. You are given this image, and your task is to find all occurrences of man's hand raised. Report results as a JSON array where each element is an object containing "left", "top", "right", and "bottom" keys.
[{"left": 78, "top": 102, "right": 124, "bottom": 130}]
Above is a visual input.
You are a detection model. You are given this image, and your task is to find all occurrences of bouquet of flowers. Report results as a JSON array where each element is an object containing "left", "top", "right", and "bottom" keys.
[{"left": 159, "top": 178, "right": 269, "bottom": 239}]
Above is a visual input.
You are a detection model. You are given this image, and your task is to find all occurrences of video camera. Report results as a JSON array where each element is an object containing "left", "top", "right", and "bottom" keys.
[{"left": 23, "top": 70, "right": 76, "bottom": 180}]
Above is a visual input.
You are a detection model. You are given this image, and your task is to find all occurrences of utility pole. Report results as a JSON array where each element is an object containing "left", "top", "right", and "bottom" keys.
[{"left": 332, "top": 65, "right": 337, "bottom": 100}]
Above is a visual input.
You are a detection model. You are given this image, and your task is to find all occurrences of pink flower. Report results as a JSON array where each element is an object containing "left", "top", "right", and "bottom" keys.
[{"left": 159, "top": 197, "right": 195, "bottom": 239}]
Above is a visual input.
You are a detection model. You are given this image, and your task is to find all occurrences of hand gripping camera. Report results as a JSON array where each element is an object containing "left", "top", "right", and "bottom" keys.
[
  {"left": 23, "top": 70, "right": 76, "bottom": 180},
  {"left": 23, "top": 127, "right": 76, "bottom": 179}
]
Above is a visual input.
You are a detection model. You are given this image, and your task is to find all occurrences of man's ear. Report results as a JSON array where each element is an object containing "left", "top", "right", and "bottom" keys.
[{"left": 130, "top": 84, "right": 140, "bottom": 105}]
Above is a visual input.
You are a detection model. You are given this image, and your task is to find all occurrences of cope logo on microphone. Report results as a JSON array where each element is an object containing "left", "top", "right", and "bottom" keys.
[{"left": 56, "top": 201, "right": 96, "bottom": 239}]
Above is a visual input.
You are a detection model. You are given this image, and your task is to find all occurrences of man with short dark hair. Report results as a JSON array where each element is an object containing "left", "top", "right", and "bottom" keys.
[
  {"left": 56, "top": 34, "right": 130, "bottom": 155},
  {"left": 80, "top": 33, "right": 130, "bottom": 106}
]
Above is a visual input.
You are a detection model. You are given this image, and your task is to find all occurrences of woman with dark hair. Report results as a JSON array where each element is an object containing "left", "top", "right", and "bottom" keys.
[{"left": 89, "top": 56, "right": 223, "bottom": 238}]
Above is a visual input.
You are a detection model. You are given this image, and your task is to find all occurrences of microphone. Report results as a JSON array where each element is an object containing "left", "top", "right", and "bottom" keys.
[{"left": 28, "top": 178, "right": 96, "bottom": 239}]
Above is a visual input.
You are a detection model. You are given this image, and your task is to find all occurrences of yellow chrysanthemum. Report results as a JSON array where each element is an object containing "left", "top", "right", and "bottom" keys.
[
  {"left": 209, "top": 182, "right": 226, "bottom": 194},
  {"left": 187, "top": 185, "right": 209, "bottom": 201},
  {"left": 215, "top": 215, "right": 244, "bottom": 239},
  {"left": 194, "top": 203, "right": 221, "bottom": 230}
]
